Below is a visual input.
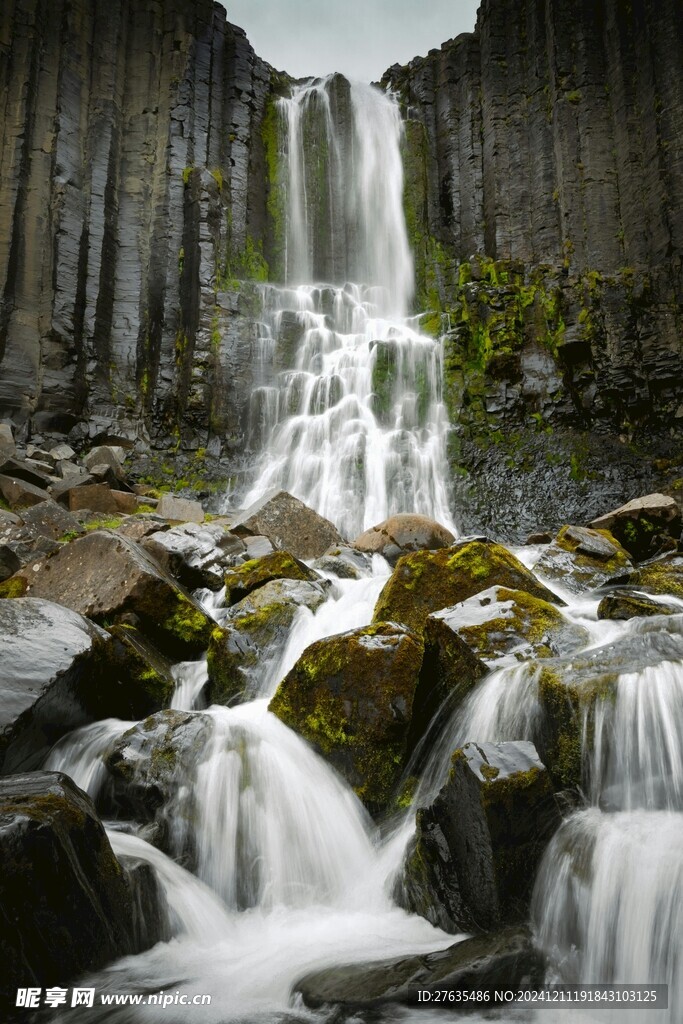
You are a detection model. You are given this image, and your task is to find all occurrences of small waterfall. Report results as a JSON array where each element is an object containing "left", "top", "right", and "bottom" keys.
[
  {"left": 281, "top": 76, "right": 414, "bottom": 315},
  {"left": 238, "top": 76, "right": 454, "bottom": 538},
  {"left": 533, "top": 809, "right": 683, "bottom": 1023}
]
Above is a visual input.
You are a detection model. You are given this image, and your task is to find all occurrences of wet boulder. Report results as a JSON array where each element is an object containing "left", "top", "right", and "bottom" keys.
[
  {"left": 352, "top": 513, "right": 456, "bottom": 566},
  {"left": 534, "top": 525, "right": 632, "bottom": 594},
  {"left": 106, "top": 625, "right": 176, "bottom": 716},
  {"left": 269, "top": 622, "right": 425, "bottom": 814},
  {"left": 296, "top": 926, "right": 544, "bottom": 1009},
  {"left": 222, "top": 550, "right": 322, "bottom": 605},
  {"left": 429, "top": 586, "right": 589, "bottom": 668},
  {"left": 626, "top": 553, "right": 683, "bottom": 600},
  {"left": 207, "top": 578, "right": 328, "bottom": 705},
  {"left": 104, "top": 710, "right": 213, "bottom": 863},
  {"left": 597, "top": 588, "right": 681, "bottom": 620},
  {"left": 396, "top": 741, "right": 559, "bottom": 933},
  {"left": 142, "top": 522, "right": 245, "bottom": 591},
  {"left": 0, "top": 599, "right": 114, "bottom": 773},
  {"left": 313, "top": 544, "right": 372, "bottom": 579},
  {"left": 535, "top": 626, "right": 683, "bottom": 788},
  {"left": 373, "top": 540, "right": 561, "bottom": 636},
  {"left": 0, "top": 772, "right": 137, "bottom": 1005},
  {"left": 229, "top": 489, "right": 344, "bottom": 559},
  {"left": 590, "top": 493, "right": 681, "bottom": 561},
  {"left": 19, "top": 530, "right": 214, "bottom": 657}
]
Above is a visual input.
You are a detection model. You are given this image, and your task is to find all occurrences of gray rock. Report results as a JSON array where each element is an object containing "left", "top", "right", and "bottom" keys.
[
  {"left": 0, "top": 424, "right": 16, "bottom": 460},
  {"left": 49, "top": 443, "right": 76, "bottom": 462},
  {"left": 143, "top": 522, "right": 244, "bottom": 590},
  {"left": 16, "top": 499, "right": 84, "bottom": 542},
  {"left": 534, "top": 524, "right": 632, "bottom": 594},
  {"left": 18, "top": 530, "right": 214, "bottom": 657},
  {"left": 430, "top": 585, "right": 589, "bottom": 667},
  {"left": 0, "top": 598, "right": 112, "bottom": 772},
  {"left": 396, "top": 741, "right": 559, "bottom": 933},
  {"left": 296, "top": 925, "right": 544, "bottom": 1008},
  {"left": 0, "top": 474, "right": 50, "bottom": 509},
  {"left": 229, "top": 489, "right": 344, "bottom": 559}
]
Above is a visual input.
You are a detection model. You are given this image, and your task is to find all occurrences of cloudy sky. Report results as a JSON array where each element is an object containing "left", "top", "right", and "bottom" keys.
[{"left": 219, "top": 0, "right": 481, "bottom": 82}]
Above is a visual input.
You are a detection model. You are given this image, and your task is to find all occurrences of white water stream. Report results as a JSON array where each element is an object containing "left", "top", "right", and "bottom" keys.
[{"left": 237, "top": 78, "right": 454, "bottom": 538}]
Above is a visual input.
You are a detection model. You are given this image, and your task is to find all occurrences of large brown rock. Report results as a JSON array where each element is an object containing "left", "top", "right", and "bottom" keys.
[
  {"left": 0, "top": 474, "right": 50, "bottom": 509},
  {"left": 373, "top": 539, "right": 562, "bottom": 635},
  {"left": 269, "top": 623, "right": 426, "bottom": 814},
  {"left": 19, "top": 531, "right": 214, "bottom": 657},
  {"left": 229, "top": 489, "right": 344, "bottom": 560},
  {"left": 0, "top": 771, "right": 147, "bottom": 1005},
  {"left": 352, "top": 513, "right": 456, "bottom": 565}
]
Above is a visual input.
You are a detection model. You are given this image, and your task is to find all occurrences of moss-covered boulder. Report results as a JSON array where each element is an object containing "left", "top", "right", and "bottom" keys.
[
  {"left": 534, "top": 525, "right": 632, "bottom": 594},
  {"left": 295, "top": 925, "right": 544, "bottom": 1009},
  {"left": 395, "top": 741, "right": 559, "bottom": 933},
  {"left": 106, "top": 625, "right": 176, "bottom": 716},
  {"left": 429, "top": 586, "right": 589, "bottom": 668},
  {"left": 597, "top": 588, "right": 681, "bottom": 620},
  {"left": 18, "top": 530, "right": 214, "bottom": 657},
  {"left": 0, "top": 771, "right": 139, "bottom": 1006},
  {"left": 372, "top": 540, "right": 561, "bottom": 635},
  {"left": 627, "top": 553, "right": 683, "bottom": 599},
  {"left": 269, "top": 622, "right": 425, "bottom": 814},
  {"left": 352, "top": 513, "right": 455, "bottom": 566},
  {"left": 104, "top": 710, "right": 213, "bottom": 864},
  {"left": 590, "top": 493, "right": 681, "bottom": 561},
  {"left": 223, "top": 550, "right": 322, "bottom": 606},
  {"left": 535, "top": 627, "right": 683, "bottom": 788},
  {"left": 207, "top": 578, "right": 329, "bottom": 705}
]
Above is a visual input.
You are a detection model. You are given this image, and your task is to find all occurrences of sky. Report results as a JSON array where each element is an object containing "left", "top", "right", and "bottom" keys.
[{"left": 218, "top": 0, "right": 481, "bottom": 82}]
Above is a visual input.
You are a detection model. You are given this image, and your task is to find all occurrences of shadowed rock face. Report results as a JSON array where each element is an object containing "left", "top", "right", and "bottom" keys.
[{"left": 0, "top": 0, "right": 282, "bottom": 452}]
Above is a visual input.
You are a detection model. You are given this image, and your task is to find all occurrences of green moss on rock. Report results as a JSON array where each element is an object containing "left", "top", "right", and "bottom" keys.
[
  {"left": 0, "top": 576, "right": 28, "bottom": 599},
  {"left": 223, "top": 550, "right": 320, "bottom": 605},
  {"left": 269, "top": 622, "right": 425, "bottom": 814},
  {"left": 372, "top": 540, "right": 562, "bottom": 635}
]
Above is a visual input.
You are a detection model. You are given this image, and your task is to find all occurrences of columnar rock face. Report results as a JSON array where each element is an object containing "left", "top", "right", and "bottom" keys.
[
  {"left": 383, "top": 0, "right": 683, "bottom": 537},
  {"left": 0, "top": 0, "right": 284, "bottom": 452},
  {"left": 384, "top": 0, "right": 683, "bottom": 284}
]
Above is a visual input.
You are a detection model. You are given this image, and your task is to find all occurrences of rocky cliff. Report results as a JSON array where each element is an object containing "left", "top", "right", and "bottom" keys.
[
  {"left": 1, "top": 0, "right": 682, "bottom": 535},
  {"left": 384, "top": 0, "right": 683, "bottom": 535},
  {"left": 0, "top": 0, "right": 286, "bottom": 464}
]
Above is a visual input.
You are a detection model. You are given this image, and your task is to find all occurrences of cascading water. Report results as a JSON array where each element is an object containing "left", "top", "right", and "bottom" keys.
[{"left": 238, "top": 76, "right": 454, "bottom": 538}]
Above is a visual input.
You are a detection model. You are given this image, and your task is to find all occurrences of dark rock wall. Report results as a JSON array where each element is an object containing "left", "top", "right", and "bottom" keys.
[
  {"left": 384, "top": 0, "right": 683, "bottom": 538},
  {"left": 0, "top": 0, "right": 282, "bottom": 454}
]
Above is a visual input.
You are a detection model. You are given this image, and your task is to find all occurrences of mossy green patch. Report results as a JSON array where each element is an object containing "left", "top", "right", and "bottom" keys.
[
  {"left": 0, "top": 576, "right": 28, "bottom": 599},
  {"left": 373, "top": 540, "right": 561, "bottom": 635},
  {"left": 269, "top": 623, "right": 424, "bottom": 814}
]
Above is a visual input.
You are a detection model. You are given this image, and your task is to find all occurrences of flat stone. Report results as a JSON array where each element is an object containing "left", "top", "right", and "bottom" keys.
[
  {"left": 0, "top": 474, "right": 50, "bottom": 509},
  {"left": 17, "top": 500, "right": 84, "bottom": 541},
  {"left": 111, "top": 489, "right": 139, "bottom": 514},
  {"left": 49, "top": 443, "right": 76, "bottom": 461},
  {"left": 156, "top": 494, "right": 205, "bottom": 524}
]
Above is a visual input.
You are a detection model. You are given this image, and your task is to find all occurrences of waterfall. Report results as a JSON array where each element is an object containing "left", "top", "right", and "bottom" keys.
[{"left": 238, "top": 76, "right": 454, "bottom": 539}]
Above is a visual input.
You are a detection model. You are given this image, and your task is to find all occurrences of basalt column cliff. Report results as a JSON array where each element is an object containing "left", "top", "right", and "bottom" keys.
[{"left": 1, "top": 0, "right": 682, "bottom": 534}]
